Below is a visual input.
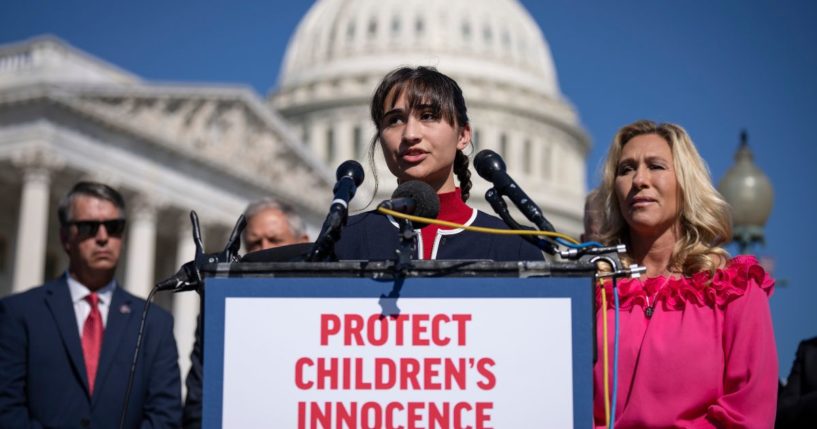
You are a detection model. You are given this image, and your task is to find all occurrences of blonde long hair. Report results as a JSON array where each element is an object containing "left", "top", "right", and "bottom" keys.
[{"left": 598, "top": 120, "right": 732, "bottom": 276}]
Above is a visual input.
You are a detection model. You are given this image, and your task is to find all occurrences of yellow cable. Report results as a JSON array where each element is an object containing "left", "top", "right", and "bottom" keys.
[
  {"left": 601, "top": 279, "right": 611, "bottom": 427},
  {"left": 376, "top": 207, "right": 580, "bottom": 244}
]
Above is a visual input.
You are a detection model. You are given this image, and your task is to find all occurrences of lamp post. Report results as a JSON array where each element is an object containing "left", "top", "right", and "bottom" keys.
[{"left": 717, "top": 130, "right": 774, "bottom": 254}]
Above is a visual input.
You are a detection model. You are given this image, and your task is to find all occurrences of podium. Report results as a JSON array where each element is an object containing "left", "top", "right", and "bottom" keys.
[{"left": 200, "top": 260, "right": 595, "bottom": 428}]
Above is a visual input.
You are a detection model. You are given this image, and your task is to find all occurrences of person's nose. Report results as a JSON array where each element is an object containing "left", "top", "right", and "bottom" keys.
[
  {"left": 95, "top": 224, "right": 110, "bottom": 244},
  {"left": 632, "top": 165, "right": 650, "bottom": 189},
  {"left": 402, "top": 115, "right": 422, "bottom": 144}
]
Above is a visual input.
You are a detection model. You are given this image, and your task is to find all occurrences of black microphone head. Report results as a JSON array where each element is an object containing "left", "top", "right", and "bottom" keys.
[
  {"left": 392, "top": 180, "right": 440, "bottom": 220},
  {"left": 473, "top": 149, "right": 507, "bottom": 182},
  {"left": 336, "top": 160, "right": 365, "bottom": 187}
]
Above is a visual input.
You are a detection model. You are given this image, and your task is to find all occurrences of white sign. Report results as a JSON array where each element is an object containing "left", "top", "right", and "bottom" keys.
[{"left": 221, "top": 297, "right": 573, "bottom": 428}]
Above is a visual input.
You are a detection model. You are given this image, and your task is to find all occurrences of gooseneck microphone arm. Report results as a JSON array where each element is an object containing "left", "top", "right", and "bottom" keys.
[
  {"left": 307, "top": 160, "right": 365, "bottom": 262},
  {"left": 474, "top": 149, "right": 555, "bottom": 231},
  {"left": 475, "top": 149, "right": 557, "bottom": 254},
  {"left": 484, "top": 188, "right": 554, "bottom": 253},
  {"left": 155, "top": 211, "right": 246, "bottom": 292}
]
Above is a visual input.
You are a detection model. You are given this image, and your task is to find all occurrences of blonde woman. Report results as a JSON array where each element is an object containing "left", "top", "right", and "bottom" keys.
[{"left": 594, "top": 120, "right": 777, "bottom": 428}]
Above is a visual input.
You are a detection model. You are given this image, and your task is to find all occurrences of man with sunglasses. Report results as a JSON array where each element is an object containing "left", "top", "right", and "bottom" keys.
[{"left": 0, "top": 181, "right": 182, "bottom": 428}]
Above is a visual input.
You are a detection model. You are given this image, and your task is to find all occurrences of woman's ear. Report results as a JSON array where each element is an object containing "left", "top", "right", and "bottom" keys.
[{"left": 457, "top": 124, "right": 472, "bottom": 151}]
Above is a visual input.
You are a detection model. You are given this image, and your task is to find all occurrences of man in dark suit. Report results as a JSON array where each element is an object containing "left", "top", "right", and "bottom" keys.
[
  {"left": 0, "top": 181, "right": 181, "bottom": 428},
  {"left": 777, "top": 336, "right": 817, "bottom": 428},
  {"left": 182, "top": 198, "right": 310, "bottom": 429}
]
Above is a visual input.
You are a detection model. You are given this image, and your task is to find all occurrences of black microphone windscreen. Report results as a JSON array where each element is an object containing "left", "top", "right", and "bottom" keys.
[
  {"left": 473, "top": 149, "right": 507, "bottom": 182},
  {"left": 336, "top": 160, "right": 365, "bottom": 186},
  {"left": 391, "top": 181, "right": 440, "bottom": 219}
]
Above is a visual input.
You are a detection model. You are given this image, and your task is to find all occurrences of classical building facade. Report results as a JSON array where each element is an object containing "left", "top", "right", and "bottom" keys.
[
  {"left": 0, "top": 37, "right": 334, "bottom": 383},
  {"left": 0, "top": 0, "right": 588, "bottom": 388}
]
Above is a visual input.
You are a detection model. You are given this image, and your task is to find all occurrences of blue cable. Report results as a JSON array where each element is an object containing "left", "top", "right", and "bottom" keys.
[
  {"left": 609, "top": 278, "right": 620, "bottom": 429},
  {"left": 555, "top": 237, "right": 604, "bottom": 249}
]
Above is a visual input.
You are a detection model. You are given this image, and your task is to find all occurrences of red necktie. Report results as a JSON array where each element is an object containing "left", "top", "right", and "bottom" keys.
[{"left": 81, "top": 292, "right": 103, "bottom": 395}]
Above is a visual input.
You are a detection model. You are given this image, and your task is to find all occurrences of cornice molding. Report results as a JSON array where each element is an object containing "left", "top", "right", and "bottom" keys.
[{"left": 0, "top": 82, "right": 333, "bottom": 215}]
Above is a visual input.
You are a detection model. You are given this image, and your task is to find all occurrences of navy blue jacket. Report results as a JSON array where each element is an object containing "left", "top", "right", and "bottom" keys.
[
  {"left": 0, "top": 276, "right": 182, "bottom": 429},
  {"left": 335, "top": 210, "right": 543, "bottom": 261},
  {"left": 777, "top": 336, "right": 817, "bottom": 428}
]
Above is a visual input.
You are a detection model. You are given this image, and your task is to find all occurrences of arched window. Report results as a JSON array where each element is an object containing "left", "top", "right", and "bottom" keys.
[
  {"left": 483, "top": 24, "right": 493, "bottom": 44},
  {"left": 541, "top": 143, "right": 551, "bottom": 179},
  {"left": 326, "top": 127, "right": 335, "bottom": 162},
  {"left": 302, "top": 124, "right": 310, "bottom": 147},
  {"left": 391, "top": 16, "right": 401, "bottom": 37},
  {"left": 353, "top": 126, "right": 363, "bottom": 159},
  {"left": 462, "top": 21, "right": 471, "bottom": 41},
  {"left": 415, "top": 17, "right": 425, "bottom": 36},
  {"left": 524, "top": 140, "right": 533, "bottom": 174},
  {"left": 368, "top": 19, "right": 378, "bottom": 37},
  {"left": 346, "top": 21, "right": 356, "bottom": 41}
]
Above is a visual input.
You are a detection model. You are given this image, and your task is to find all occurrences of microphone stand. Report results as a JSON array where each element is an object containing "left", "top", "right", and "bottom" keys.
[
  {"left": 393, "top": 218, "right": 417, "bottom": 276},
  {"left": 123, "top": 212, "right": 246, "bottom": 429},
  {"left": 485, "top": 188, "right": 556, "bottom": 254},
  {"left": 485, "top": 188, "right": 553, "bottom": 252},
  {"left": 306, "top": 212, "right": 343, "bottom": 262},
  {"left": 306, "top": 160, "right": 365, "bottom": 262}
]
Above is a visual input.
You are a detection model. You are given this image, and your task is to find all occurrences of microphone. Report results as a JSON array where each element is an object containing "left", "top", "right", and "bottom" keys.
[
  {"left": 378, "top": 181, "right": 439, "bottom": 271},
  {"left": 329, "top": 160, "right": 365, "bottom": 216},
  {"left": 155, "top": 261, "right": 200, "bottom": 292},
  {"left": 306, "top": 160, "right": 365, "bottom": 261},
  {"left": 378, "top": 180, "right": 440, "bottom": 220},
  {"left": 474, "top": 149, "right": 555, "bottom": 232},
  {"left": 155, "top": 211, "right": 246, "bottom": 292}
]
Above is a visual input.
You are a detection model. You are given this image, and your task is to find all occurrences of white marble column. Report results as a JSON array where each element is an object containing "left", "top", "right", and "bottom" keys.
[
  {"left": 124, "top": 198, "right": 157, "bottom": 298},
  {"left": 12, "top": 168, "right": 51, "bottom": 293},
  {"left": 172, "top": 216, "right": 199, "bottom": 393}
]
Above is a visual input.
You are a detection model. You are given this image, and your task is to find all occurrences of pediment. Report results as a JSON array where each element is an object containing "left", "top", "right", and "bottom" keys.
[{"left": 56, "top": 85, "right": 333, "bottom": 213}]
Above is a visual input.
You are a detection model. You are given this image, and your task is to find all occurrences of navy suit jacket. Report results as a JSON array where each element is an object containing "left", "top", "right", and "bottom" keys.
[
  {"left": 777, "top": 336, "right": 817, "bottom": 428},
  {"left": 0, "top": 276, "right": 182, "bottom": 429},
  {"left": 335, "top": 210, "right": 544, "bottom": 261}
]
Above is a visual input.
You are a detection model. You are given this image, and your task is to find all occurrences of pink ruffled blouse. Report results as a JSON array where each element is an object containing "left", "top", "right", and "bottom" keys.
[{"left": 593, "top": 255, "right": 778, "bottom": 428}]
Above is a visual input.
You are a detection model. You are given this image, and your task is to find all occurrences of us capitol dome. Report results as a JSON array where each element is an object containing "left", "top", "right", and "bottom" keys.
[{"left": 271, "top": 0, "right": 590, "bottom": 234}]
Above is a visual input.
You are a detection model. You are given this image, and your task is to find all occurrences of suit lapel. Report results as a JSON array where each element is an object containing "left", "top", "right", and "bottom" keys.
[
  {"left": 93, "top": 284, "right": 134, "bottom": 403},
  {"left": 44, "top": 277, "right": 90, "bottom": 395}
]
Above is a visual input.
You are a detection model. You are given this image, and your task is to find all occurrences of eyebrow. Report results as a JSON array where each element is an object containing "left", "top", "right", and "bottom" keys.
[
  {"left": 383, "top": 107, "right": 405, "bottom": 116},
  {"left": 618, "top": 155, "right": 670, "bottom": 164}
]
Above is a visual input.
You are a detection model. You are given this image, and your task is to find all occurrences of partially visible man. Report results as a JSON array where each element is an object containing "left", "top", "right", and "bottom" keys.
[
  {"left": 0, "top": 181, "right": 181, "bottom": 428},
  {"left": 581, "top": 188, "right": 604, "bottom": 243},
  {"left": 777, "top": 336, "right": 817, "bottom": 428},
  {"left": 242, "top": 197, "right": 310, "bottom": 253},
  {"left": 182, "top": 197, "right": 310, "bottom": 429}
]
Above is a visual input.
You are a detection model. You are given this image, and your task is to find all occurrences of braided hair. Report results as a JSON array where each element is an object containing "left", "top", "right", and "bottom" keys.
[{"left": 453, "top": 149, "right": 471, "bottom": 202}]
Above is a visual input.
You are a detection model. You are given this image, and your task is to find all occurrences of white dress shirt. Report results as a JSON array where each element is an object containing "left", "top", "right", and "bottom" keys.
[{"left": 66, "top": 272, "right": 116, "bottom": 336}]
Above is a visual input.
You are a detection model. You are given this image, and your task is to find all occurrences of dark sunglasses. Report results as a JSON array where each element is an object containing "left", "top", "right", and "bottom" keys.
[{"left": 68, "top": 219, "right": 127, "bottom": 238}]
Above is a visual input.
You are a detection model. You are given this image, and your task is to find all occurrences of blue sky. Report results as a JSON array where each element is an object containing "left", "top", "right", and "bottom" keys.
[{"left": 2, "top": 0, "right": 815, "bottom": 378}]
